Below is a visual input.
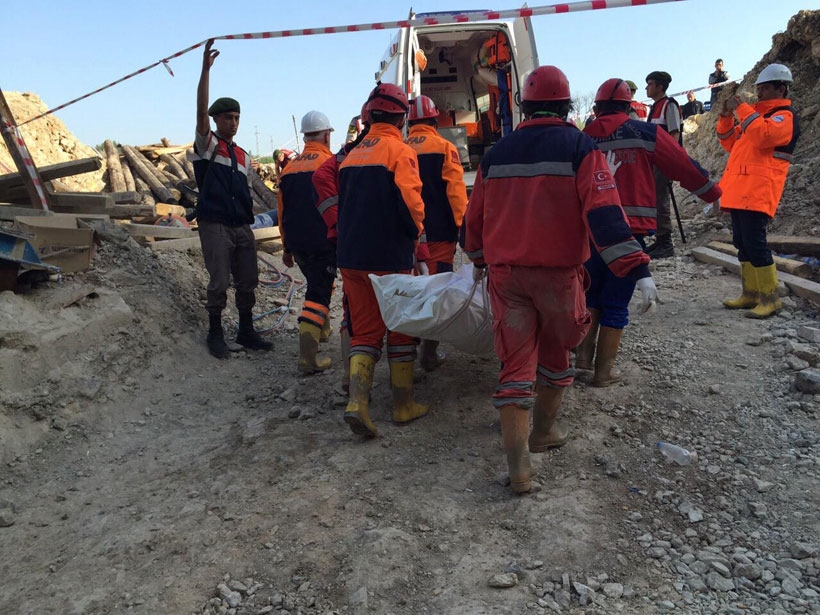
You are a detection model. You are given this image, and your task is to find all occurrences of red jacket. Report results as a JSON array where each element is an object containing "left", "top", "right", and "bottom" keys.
[
  {"left": 464, "top": 117, "right": 649, "bottom": 280},
  {"left": 584, "top": 113, "right": 722, "bottom": 235},
  {"left": 312, "top": 147, "right": 346, "bottom": 243}
]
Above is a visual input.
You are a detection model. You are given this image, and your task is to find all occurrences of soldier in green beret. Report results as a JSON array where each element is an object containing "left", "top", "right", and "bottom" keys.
[{"left": 193, "top": 39, "right": 273, "bottom": 358}]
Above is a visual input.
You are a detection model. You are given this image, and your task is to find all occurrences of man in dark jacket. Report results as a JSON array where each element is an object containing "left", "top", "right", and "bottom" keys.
[
  {"left": 682, "top": 91, "right": 705, "bottom": 119},
  {"left": 194, "top": 39, "right": 272, "bottom": 358},
  {"left": 709, "top": 59, "right": 730, "bottom": 108}
]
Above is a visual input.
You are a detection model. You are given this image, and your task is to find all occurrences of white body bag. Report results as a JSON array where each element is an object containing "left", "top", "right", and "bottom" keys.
[{"left": 368, "top": 264, "right": 494, "bottom": 356}]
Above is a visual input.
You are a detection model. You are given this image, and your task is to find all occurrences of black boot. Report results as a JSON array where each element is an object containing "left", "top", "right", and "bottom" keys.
[
  {"left": 647, "top": 233, "right": 674, "bottom": 259},
  {"left": 236, "top": 312, "right": 273, "bottom": 351},
  {"left": 207, "top": 313, "right": 230, "bottom": 359}
]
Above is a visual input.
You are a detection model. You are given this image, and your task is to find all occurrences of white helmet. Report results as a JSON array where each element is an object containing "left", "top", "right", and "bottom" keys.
[
  {"left": 754, "top": 63, "right": 793, "bottom": 85},
  {"left": 300, "top": 110, "right": 334, "bottom": 134}
]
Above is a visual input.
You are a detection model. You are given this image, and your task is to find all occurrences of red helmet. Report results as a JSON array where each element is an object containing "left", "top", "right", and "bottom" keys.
[
  {"left": 360, "top": 102, "right": 370, "bottom": 126},
  {"left": 409, "top": 95, "right": 438, "bottom": 121},
  {"left": 365, "top": 83, "right": 409, "bottom": 114},
  {"left": 595, "top": 78, "right": 632, "bottom": 103},
  {"left": 522, "top": 66, "right": 570, "bottom": 102}
]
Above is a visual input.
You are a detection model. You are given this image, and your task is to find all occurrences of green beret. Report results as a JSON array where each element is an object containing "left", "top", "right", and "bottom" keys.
[
  {"left": 208, "top": 97, "right": 240, "bottom": 116},
  {"left": 646, "top": 71, "right": 672, "bottom": 85},
  {"left": 625, "top": 80, "right": 638, "bottom": 91}
]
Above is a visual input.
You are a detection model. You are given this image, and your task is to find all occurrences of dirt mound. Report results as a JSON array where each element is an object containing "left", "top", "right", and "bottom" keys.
[{"left": 0, "top": 92, "right": 104, "bottom": 192}]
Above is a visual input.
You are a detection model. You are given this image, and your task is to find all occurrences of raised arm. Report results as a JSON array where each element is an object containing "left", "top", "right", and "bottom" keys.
[{"left": 197, "top": 39, "right": 219, "bottom": 136}]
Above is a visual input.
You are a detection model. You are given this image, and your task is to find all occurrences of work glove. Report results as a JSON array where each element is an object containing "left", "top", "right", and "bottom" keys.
[
  {"left": 415, "top": 261, "right": 429, "bottom": 276},
  {"left": 472, "top": 264, "right": 487, "bottom": 283},
  {"left": 605, "top": 150, "right": 621, "bottom": 177},
  {"left": 636, "top": 276, "right": 659, "bottom": 314},
  {"left": 282, "top": 251, "right": 294, "bottom": 268}
]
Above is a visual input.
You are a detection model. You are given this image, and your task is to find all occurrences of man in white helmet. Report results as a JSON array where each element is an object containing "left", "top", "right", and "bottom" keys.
[
  {"left": 278, "top": 110, "right": 338, "bottom": 373},
  {"left": 717, "top": 63, "right": 801, "bottom": 318}
]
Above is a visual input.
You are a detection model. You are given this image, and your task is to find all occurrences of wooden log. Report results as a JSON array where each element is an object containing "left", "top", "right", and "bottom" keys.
[
  {"left": 156, "top": 203, "right": 187, "bottom": 216},
  {"left": 121, "top": 145, "right": 176, "bottom": 204},
  {"left": 120, "top": 157, "right": 136, "bottom": 192},
  {"left": 133, "top": 175, "right": 156, "bottom": 207},
  {"left": 175, "top": 151, "right": 193, "bottom": 179},
  {"left": 0, "top": 157, "right": 103, "bottom": 193},
  {"left": 160, "top": 153, "right": 187, "bottom": 182},
  {"left": 707, "top": 241, "right": 813, "bottom": 279},
  {"left": 137, "top": 144, "right": 190, "bottom": 158},
  {"left": 103, "top": 140, "right": 126, "bottom": 193},
  {"left": 124, "top": 222, "right": 194, "bottom": 239},
  {"left": 109, "top": 203, "right": 157, "bottom": 218},
  {"left": 0, "top": 203, "right": 51, "bottom": 220},
  {"left": 183, "top": 148, "right": 196, "bottom": 179},
  {"left": 250, "top": 171, "right": 277, "bottom": 209},
  {"left": 765, "top": 235, "right": 820, "bottom": 258},
  {"left": 692, "top": 246, "right": 820, "bottom": 306},
  {"left": 148, "top": 226, "right": 279, "bottom": 252},
  {"left": 161, "top": 137, "right": 172, "bottom": 148},
  {"left": 108, "top": 191, "right": 142, "bottom": 204},
  {"left": 46, "top": 191, "right": 114, "bottom": 214}
]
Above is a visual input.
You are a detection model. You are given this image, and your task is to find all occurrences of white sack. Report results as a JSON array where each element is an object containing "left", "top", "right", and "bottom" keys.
[{"left": 368, "top": 264, "right": 494, "bottom": 356}]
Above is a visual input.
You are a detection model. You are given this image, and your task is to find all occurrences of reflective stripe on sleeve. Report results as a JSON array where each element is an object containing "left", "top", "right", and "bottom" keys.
[{"left": 599, "top": 239, "right": 644, "bottom": 264}]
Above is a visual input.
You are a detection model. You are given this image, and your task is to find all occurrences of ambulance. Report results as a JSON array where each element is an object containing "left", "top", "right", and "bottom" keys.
[{"left": 375, "top": 8, "right": 539, "bottom": 182}]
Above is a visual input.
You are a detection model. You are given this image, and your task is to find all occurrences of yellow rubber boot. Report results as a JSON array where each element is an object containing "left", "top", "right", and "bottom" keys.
[
  {"left": 499, "top": 404, "right": 532, "bottom": 494},
  {"left": 320, "top": 318, "right": 332, "bottom": 343},
  {"left": 724, "top": 261, "right": 759, "bottom": 309},
  {"left": 344, "top": 354, "right": 378, "bottom": 437},
  {"left": 746, "top": 264, "right": 782, "bottom": 319},
  {"left": 390, "top": 360, "right": 429, "bottom": 424},
  {"left": 574, "top": 308, "right": 599, "bottom": 372},
  {"left": 529, "top": 385, "right": 569, "bottom": 452},
  {"left": 298, "top": 321, "right": 333, "bottom": 374},
  {"left": 592, "top": 326, "right": 624, "bottom": 387}
]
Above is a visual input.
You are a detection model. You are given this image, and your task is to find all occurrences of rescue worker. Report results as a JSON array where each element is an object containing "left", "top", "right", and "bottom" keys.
[
  {"left": 626, "top": 80, "right": 648, "bottom": 121},
  {"left": 406, "top": 95, "right": 469, "bottom": 371},
  {"left": 273, "top": 148, "right": 297, "bottom": 178},
  {"left": 194, "top": 39, "right": 272, "bottom": 358},
  {"left": 463, "top": 66, "right": 658, "bottom": 494},
  {"left": 313, "top": 102, "right": 371, "bottom": 394},
  {"left": 718, "top": 63, "right": 801, "bottom": 318},
  {"left": 337, "top": 84, "right": 430, "bottom": 438},
  {"left": 581, "top": 78, "right": 722, "bottom": 386},
  {"left": 278, "top": 110, "right": 336, "bottom": 373},
  {"left": 645, "top": 70, "right": 683, "bottom": 259}
]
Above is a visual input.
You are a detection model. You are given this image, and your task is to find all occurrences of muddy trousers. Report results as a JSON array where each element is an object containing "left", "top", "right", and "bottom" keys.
[
  {"left": 425, "top": 241, "right": 457, "bottom": 274},
  {"left": 488, "top": 264, "right": 590, "bottom": 409},
  {"left": 198, "top": 221, "right": 259, "bottom": 315},
  {"left": 653, "top": 166, "right": 673, "bottom": 237},
  {"left": 341, "top": 268, "right": 418, "bottom": 362}
]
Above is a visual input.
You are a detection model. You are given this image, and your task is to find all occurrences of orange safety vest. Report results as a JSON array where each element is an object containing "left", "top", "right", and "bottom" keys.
[{"left": 716, "top": 98, "right": 800, "bottom": 217}]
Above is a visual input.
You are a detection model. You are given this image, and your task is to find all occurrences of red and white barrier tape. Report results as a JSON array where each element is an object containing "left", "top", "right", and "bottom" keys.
[
  {"left": 1, "top": 118, "right": 49, "bottom": 210},
  {"left": 668, "top": 78, "right": 739, "bottom": 99},
  {"left": 18, "top": 0, "right": 685, "bottom": 126}
]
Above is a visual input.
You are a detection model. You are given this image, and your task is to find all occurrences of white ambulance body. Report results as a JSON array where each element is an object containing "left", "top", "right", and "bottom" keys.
[{"left": 375, "top": 9, "right": 539, "bottom": 179}]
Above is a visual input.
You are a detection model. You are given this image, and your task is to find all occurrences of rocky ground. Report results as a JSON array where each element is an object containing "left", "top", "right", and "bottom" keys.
[{"left": 1, "top": 235, "right": 819, "bottom": 615}]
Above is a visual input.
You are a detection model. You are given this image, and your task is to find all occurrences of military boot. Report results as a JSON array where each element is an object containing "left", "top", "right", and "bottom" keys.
[
  {"left": 343, "top": 354, "right": 378, "bottom": 437},
  {"left": 236, "top": 312, "right": 274, "bottom": 351},
  {"left": 298, "top": 321, "right": 332, "bottom": 374},
  {"left": 499, "top": 404, "right": 532, "bottom": 494},
  {"left": 647, "top": 233, "right": 674, "bottom": 259},
  {"left": 529, "top": 385, "right": 569, "bottom": 452},
  {"left": 746, "top": 264, "right": 782, "bottom": 319},
  {"left": 320, "top": 318, "right": 332, "bottom": 343},
  {"left": 723, "top": 261, "right": 759, "bottom": 309},
  {"left": 390, "top": 360, "right": 429, "bottom": 424},
  {"left": 206, "top": 313, "right": 230, "bottom": 359},
  {"left": 591, "top": 326, "right": 624, "bottom": 387}
]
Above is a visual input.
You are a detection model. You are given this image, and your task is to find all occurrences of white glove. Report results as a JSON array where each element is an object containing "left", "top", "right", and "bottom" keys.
[
  {"left": 415, "top": 261, "right": 429, "bottom": 276},
  {"left": 636, "top": 277, "right": 659, "bottom": 314},
  {"left": 605, "top": 150, "right": 621, "bottom": 177},
  {"left": 472, "top": 265, "right": 487, "bottom": 283}
]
